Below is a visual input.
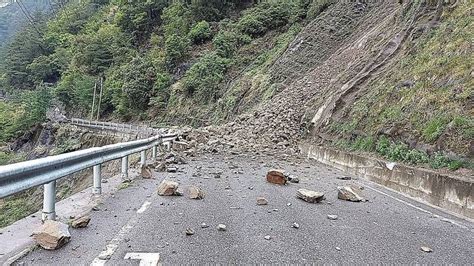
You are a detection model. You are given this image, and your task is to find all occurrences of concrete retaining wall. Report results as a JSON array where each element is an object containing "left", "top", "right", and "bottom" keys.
[{"left": 300, "top": 143, "right": 474, "bottom": 220}]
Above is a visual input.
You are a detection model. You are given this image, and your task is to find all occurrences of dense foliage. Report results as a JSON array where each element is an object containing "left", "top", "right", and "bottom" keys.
[{"left": 0, "top": 0, "right": 311, "bottom": 124}]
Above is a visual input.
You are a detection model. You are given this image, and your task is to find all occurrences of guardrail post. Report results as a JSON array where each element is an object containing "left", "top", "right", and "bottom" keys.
[
  {"left": 42, "top": 181, "right": 56, "bottom": 221},
  {"left": 140, "top": 150, "right": 146, "bottom": 167},
  {"left": 93, "top": 164, "right": 102, "bottom": 194},
  {"left": 152, "top": 145, "right": 157, "bottom": 160},
  {"left": 121, "top": 156, "right": 129, "bottom": 180}
]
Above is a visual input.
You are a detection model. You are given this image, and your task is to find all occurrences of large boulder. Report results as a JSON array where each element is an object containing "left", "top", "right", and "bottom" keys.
[
  {"left": 266, "top": 169, "right": 287, "bottom": 185},
  {"left": 157, "top": 180, "right": 179, "bottom": 196},
  {"left": 337, "top": 185, "right": 364, "bottom": 202},
  {"left": 296, "top": 189, "right": 325, "bottom": 203},
  {"left": 32, "top": 220, "right": 71, "bottom": 250}
]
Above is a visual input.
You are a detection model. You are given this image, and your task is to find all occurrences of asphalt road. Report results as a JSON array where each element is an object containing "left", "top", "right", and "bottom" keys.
[{"left": 15, "top": 153, "right": 474, "bottom": 265}]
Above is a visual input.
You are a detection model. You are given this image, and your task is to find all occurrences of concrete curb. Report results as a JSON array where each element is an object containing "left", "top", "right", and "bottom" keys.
[{"left": 299, "top": 143, "right": 473, "bottom": 220}]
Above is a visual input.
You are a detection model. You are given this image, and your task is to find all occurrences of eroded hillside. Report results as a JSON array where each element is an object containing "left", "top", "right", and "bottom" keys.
[{"left": 199, "top": 0, "right": 473, "bottom": 172}]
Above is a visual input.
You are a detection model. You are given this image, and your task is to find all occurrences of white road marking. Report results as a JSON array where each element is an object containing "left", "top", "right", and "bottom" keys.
[
  {"left": 124, "top": 252, "right": 160, "bottom": 266},
  {"left": 90, "top": 201, "right": 152, "bottom": 266},
  {"left": 137, "top": 201, "right": 151, "bottom": 214},
  {"left": 361, "top": 182, "right": 471, "bottom": 231}
]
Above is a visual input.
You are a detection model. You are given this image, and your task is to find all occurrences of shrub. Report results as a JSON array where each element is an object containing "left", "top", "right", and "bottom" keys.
[
  {"left": 213, "top": 30, "right": 240, "bottom": 58},
  {"left": 182, "top": 52, "right": 230, "bottom": 102},
  {"left": 189, "top": 21, "right": 212, "bottom": 44},
  {"left": 237, "top": 2, "right": 292, "bottom": 36},
  {"left": 165, "top": 33, "right": 190, "bottom": 67}
]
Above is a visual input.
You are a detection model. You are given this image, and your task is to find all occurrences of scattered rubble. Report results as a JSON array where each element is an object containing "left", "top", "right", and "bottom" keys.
[
  {"left": 266, "top": 169, "right": 287, "bottom": 185},
  {"left": 71, "top": 215, "right": 91, "bottom": 228},
  {"left": 256, "top": 197, "right": 268, "bottom": 205},
  {"left": 154, "top": 162, "right": 167, "bottom": 172},
  {"left": 157, "top": 180, "right": 180, "bottom": 196},
  {"left": 32, "top": 220, "right": 71, "bottom": 250},
  {"left": 296, "top": 189, "right": 325, "bottom": 203},
  {"left": 188, "top": 186, "right": 205, "bottom": 199},
  {"left": 337, "top": 185, "right": 364, "bottom": 202}
]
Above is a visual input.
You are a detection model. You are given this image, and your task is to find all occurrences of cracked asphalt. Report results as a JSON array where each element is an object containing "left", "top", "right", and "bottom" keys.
[{"left": 15, "top": 153, "right": 474, "bottom": 265}]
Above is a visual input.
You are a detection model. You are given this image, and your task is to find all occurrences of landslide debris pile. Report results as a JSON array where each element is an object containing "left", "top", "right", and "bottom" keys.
[{"left": 190, "top": 0, "right": 472, "bottom": 171}]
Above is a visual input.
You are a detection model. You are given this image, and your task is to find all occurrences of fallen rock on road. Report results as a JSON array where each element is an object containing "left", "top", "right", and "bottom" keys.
[
  {"left": 188, "top": 186, "right": 205, "bottom": 199},
  {"left": 141, "top": 165, "right": 153, "bottom": 179},
  {"left": 266, "top": 169, "right": 287, "bottom": 185},
  {"left": 256, "top": 197, "right": 268, "bottom": 205},
  {"left": 33, "top": 220, "right": 71, "bottom": 250},
  {"left": 337, "top": 185, "right": 364, "bottom": 202},
  {"left": 296, "top": 188, "right": 325, "bottom": 203},
  {"left": 71, "top": 215, "right": 91, "bottom": 228},
  {"left": 157, "top": 180, "right": 179, "bottom": 196}
]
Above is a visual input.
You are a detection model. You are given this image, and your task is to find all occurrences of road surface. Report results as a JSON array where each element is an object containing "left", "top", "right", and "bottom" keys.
[{"left": 15, "top": 153, "right": 474, "bottom": 265}]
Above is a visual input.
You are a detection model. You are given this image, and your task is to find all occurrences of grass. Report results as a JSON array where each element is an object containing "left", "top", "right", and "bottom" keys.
[
  {"left": 0, "top": 196, "right": 41, "bottom": 228},
  {"left": 333, "top": 135, "right": 470, "bottom": 171},
  {"left": 333, "top": 2, "right": 473, "bottom": 157}
]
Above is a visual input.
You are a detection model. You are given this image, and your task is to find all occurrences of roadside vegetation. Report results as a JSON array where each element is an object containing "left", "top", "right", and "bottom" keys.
[{"left": 328, "top": 2, "right": 473, "bottom": 171}]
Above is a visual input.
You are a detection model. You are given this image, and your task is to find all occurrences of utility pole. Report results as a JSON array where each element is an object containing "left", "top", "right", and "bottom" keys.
[
  {"left": 96, "top": 76, "right": 103, "bottom": 121},
  {"left": 90, "top": 81, "right": 97, "bottom": 120}
]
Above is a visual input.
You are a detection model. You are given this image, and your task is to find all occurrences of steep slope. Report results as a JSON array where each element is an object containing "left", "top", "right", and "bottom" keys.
[{"left": 199, "top": 0, "right": 472, "bottom": 171}]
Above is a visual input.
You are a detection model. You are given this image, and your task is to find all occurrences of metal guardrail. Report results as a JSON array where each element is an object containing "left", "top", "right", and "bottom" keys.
[
  {"left": 0, "top": 132, "right": 177, "bottom": 220},
  {"left": 70, "top": 118, "right": 161, "bottom": 136}
]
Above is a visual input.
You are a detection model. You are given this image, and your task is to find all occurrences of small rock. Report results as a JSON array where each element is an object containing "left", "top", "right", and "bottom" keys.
[
  {"left": 287, "top": 175, "right": 300, "bottom": 183},
  {"left": 154, "top": 162, "right": 167, "bottom": 172},
  {"left": 337, "top": 176, "right": 351, "bottom": 180},
  {"left": 296, "top": 189, "right": 325, "bottom": 203},
  {"left": 32, "top": 220, "right": 71, "bottom": 250},
  {"left": 264, "top": 235, "right": 272, "bottom": 240},
  {"left": 185, "top": 228, "right": 194, "bottom": 236},
  {"left": 287, "top": 203, "right": 292, "bottom": 206},
  {"left": 71, "top": 215, "right": 91, "bottom": 228},
  {"left": 256, "top": 197, "right": 268, "bottom": 205},
  {"left": 266, "top": 169, "right": 287, "bottom": 185},
  {"left": 141, "top": 165, "right": 153, "bottom": 179},
  {"left": 421, "top": 246, "right": 433, "bottom": 253},
  {"left": 327, "top": 215, "right": 338, "bottom": 220},
  {"left": 335, "top": 247, "right": 341, "bottom": 251},
  {"left": 217, "top": 224, "right": 227, "bottom": 231},
  {"left": 201, "top": 223, "right": 209, "bottom": 228},
  {"left": 337, "top": 185, "right": 364, "bottom": 202},
  {"left": 166, "top": 167, "right": 177, "bottom": 173},
  {"left": 188, "top": 186, "right": 205, "bottom": 199},
  {"left": 101, "top": 179, "right": 108, "bottom": 183},
  {"left": 157, "top": 180, "right": 179, "bottom": 196},
  {"left": 92, "top": 206, "right": 100, "bottom": 211},
  {"left": 292, "top": 222, "right": 300, "bottom": 229}
]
